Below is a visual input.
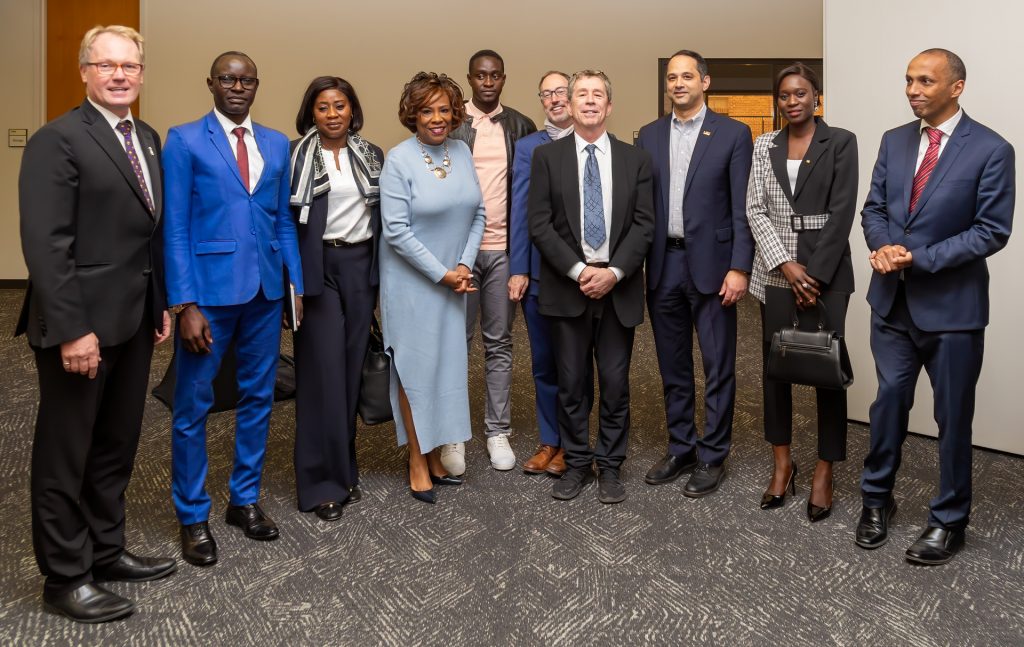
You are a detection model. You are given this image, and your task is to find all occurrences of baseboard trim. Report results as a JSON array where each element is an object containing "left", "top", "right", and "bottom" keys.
[{"left": 0, "top": 279, "right": 27, "bottom": 289}]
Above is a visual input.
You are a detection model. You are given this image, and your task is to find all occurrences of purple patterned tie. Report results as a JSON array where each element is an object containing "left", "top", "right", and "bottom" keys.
[{"left": 115, "top": 120, "right": 155, "bottom": 213}]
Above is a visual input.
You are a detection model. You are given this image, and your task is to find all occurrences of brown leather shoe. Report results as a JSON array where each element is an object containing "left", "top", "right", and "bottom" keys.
[
  {"left": 523, "top": 445, "right": 559, "bottom": 474},
  {"left": 545, "top": 448, "right": 567, "bottom": 477}
]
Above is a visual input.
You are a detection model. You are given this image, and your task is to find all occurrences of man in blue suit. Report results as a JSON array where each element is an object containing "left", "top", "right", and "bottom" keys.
[
  {"left": 636, "top": 50, "right": 753, "bottom": 497},
  {"left": 163, "top": 51, "right": 303, "bottom": 567},
  {"left": 509, "top": 70, "right": 575, "bottom": 477},
  {"left": 856, "top": 49, "right": 1014, "bottom": 565}
]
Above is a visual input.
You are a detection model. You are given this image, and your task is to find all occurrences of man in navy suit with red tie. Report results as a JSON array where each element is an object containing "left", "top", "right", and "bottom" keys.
[{"left": 856, "top": 49, "right": 1015, "bottom": 564}]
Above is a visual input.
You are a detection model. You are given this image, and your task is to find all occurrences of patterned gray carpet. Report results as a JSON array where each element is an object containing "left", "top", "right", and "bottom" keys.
[{"left": 0, "top": 288, "right": 1021, "bottom": 646}]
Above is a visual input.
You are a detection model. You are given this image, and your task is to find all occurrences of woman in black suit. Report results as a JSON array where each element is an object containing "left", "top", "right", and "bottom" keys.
[
  {"left": 289, "top": 76, "right": 383, "bottom": 521},
  {"left": 745, "top": 63, "right": 858, "bottom": 522}
]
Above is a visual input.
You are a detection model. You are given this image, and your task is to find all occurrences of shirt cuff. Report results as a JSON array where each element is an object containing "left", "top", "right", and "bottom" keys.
[
  {"left": 568, "top": 262, "right": 586, "bottom": 282},
  {"left": 609, "top": 267, "right": 624, "bottom": 282}
]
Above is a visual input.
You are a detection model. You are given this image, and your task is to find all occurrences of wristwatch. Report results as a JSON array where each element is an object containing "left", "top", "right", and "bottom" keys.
[{"left": 169, "top": 302, "right": 195, "bottom": 316}]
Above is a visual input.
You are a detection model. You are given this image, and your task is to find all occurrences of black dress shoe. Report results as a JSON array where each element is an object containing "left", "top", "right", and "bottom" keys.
[
  {"left": 225, "top": 503, "right": 279, "bottom": 541},
  {"left": 552, "top": 467, "right": 594, "bottom": 501},
  {"left": 760, "top": 463, "right": 798, "bottom": 510},
  {"left": 315, "top": 502, "right": 343, "bottom": 522},
  {"left": 94, "top": 551, "right": 177, "bottom": 582},
  {"left": 430, "top": 473, "right": 464, "bottom": 486},
  {"left": 855, "top": 496, "right": 897, "bottom": 549},
  {"left": 43, "top": 582, "right": 134, "bottom": 624},
  {"left": 905, "top": 526, "right": 966, "bottom": 565},
  {"left": 346, "top": 485, "right": 362, "bottom": 504},
  {"left": 410, "top": 487, "right": 436, "bottom": 504},
  {"left": 683, "top": 462, "right": 726, "bottom": 498},
  {"left": 598, "top": 469, "right": 626, "bottom": 504},
  {"left": 180, "top": 522, "right": 218, "bottom": 566},
  {"left": 644, "top": 449, "right": 698, "bottom": 485}
]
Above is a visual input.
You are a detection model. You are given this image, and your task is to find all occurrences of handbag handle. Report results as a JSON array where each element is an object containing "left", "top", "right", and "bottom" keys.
[{"left": 790, "top": 299, "right": 832, "bottom": 331}]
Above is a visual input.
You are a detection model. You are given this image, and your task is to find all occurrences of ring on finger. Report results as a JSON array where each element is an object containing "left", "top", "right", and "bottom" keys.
[{"left": 801, "top": 282, "right": 810, "bottom": 289}]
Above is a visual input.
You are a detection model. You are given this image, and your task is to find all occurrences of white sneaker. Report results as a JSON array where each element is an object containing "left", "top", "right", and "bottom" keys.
[
  {"left": 440, "top": 442, "right": 466, "bottom": 476},
  {"left": 486, "top": 434, "right": 516, "bottom": 471}
]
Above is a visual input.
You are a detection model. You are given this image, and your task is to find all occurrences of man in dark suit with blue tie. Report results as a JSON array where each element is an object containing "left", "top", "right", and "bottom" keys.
[
  {"left": 163, "top": 52, "right": 303, "bottom": 566},
  {"left": 856, "top": 49, "right": 1014, "bottom": 564},
  {"left": 636, "top": 50, "right": 754, "bottom": 497}
]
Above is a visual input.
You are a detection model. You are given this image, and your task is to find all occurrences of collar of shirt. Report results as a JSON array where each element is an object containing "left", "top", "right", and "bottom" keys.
[
  {"left": 466, "top": 101, "right": 503, "bottom": 123},
  {"left": 88, "top": 97, "right": 136, "bottom": 132},
  {"left": 919, "top": 107, "right": 962, "bottom": 138},
  {"left": 671, "top": 103, "right": 707, "bottom": 132},
  {"left": 574, "top": 131, "right": 611, "bottom": 156},
  {"left": 214, "top": 108, "right": 255, "bottom": 140}
]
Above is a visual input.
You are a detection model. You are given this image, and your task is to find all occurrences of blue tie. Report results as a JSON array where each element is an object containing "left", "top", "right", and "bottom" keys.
[{"left": 583, "top": 143, "right": 605, "bottom": 249}]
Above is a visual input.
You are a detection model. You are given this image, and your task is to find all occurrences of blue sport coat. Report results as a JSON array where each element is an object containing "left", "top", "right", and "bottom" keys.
[
  {"left": 510, "top": 130, "right": 552, "bottom": 295},
  {"left": 163, "top": 111, "right": 302, "bottom": 307},
  {"left": 861, "top": 112, "right": 1014, "bottom": 332},
  {"left": 636, "top": 109, "right": 754, "bottom": 294}
]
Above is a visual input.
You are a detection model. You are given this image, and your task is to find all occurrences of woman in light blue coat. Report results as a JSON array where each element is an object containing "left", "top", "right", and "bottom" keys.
[{"left": 379, "top": 72, "right": 486, "bottom": 504}]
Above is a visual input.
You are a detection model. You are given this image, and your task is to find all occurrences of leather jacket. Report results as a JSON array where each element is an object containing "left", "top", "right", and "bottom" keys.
[{"left": 449, "top": 103, "right": 537, "bottom": 252}]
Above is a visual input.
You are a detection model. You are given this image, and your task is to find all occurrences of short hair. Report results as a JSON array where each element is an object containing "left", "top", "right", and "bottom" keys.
[
  {"left": 919, "top": 47, "right": 967, "bottom": 82},
  {"left": 295, "top": 76, "right": 365, "bottom": 136},
  {"left": 210, "top": 51, "right": 256, "bottom": 78},
  {"left": 568, "top": 69, "right": 612, "bottom": 101},
  {"left": 669, "top": 49, "right": 709, "bottom": 80},
  {"left": 397, "top": 72, "right": 467, "bottom": 133},
  {"left": 78, "top": 25, "right": 144, "bottom": 66},
  {"left": 538, "top": 70, "right": 570, "bottom": 90},
  {"left": 774, "top": 62, "right": 821, "bottom": 100},
  {"left": 468, "top": 49, "right": 504, "bottom": 72}
]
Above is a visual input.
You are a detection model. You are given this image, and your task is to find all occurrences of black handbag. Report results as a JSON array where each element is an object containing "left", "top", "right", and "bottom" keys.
[
  {"left": 766, "top": 301, "right": 853, "bottom": 390},
  {"left": 358, "top": 315, "right": 394, "bottom": 425}
]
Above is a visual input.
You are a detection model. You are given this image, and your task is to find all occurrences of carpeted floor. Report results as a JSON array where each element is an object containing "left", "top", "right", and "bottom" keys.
[{"left": 0, "top": 288, "right": 1021, "bottom": 646}]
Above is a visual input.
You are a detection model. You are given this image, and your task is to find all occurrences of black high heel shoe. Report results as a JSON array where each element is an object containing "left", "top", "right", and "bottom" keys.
[
  {"left": 759, "top": 463, "right": 798, "bottom": 510},
  {"left": 410, "top": 487, "right": 436, "bottom": 504},
  {"left": 430, "top": 473, "right": 463, "bottom": 486},
  {"left": 807, "top": 480, "right": 833, "bottom": 522}
]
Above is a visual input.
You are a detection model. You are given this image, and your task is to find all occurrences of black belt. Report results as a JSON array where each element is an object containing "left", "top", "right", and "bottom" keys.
[
  {"left": 323, "top": 238, "right": 371, "bottom": 248},
  {"left": 666, "top": 237, "right": 686, "bottom": 249},
  {"left": 586, "top": 262, "right": 609, "bottom": 268}
]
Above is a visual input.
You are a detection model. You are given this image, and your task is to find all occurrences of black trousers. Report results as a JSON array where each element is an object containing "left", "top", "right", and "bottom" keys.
[
  {"left": 31, "top": 313, "right": 154, "bottom": 595},
  {"left": 548, "top": 298, "right": 635, "bottom": 471},
  {"left": 293, "top": 242, "right": 375, "bottom": 511},
  {"left": 759, "top": 295, "right": 848, "bottom": 461}
]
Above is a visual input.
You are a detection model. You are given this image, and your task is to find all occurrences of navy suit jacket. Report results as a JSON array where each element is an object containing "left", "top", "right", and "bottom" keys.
[
  {"left": 163, "top": 111, "right": 303, "bottom": 307},
  {"left": 636, "top": 109, "right": 754, "bottom": 294},
  {"left": 862, "top": 112, "right": 1014, "bottom": 332},
  {"left": 510, "top": 130, "right": 552, "bottom": 296}
]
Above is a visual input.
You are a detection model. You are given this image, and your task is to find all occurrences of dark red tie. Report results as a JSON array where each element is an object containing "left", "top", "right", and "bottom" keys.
[
  {"left": 233, "top": 126, "right": 250, "bottom": 192},
  {"left": 910, "top": 127, "right": 942, "bottom": 213}
]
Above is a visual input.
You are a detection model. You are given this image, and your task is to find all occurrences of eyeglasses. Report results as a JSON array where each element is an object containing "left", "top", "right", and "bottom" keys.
[
  {"left": 538, "top": 87, "right": 568, "bottom": 100},
  {"left": 86, "top": 61, "right": 144, "bottom": 77},
  {"left": 215, "top": 75, "right": 259, "bottom": 90}
]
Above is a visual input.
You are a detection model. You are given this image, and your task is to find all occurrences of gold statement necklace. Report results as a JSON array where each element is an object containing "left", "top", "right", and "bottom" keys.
[{"left": 416, "top": 137, "right": 452, "bottom": 179}]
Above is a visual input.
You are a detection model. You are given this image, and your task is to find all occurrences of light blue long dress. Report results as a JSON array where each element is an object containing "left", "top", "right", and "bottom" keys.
[{"left": 379, "top": 136, "right": 486, "bottom": 452}]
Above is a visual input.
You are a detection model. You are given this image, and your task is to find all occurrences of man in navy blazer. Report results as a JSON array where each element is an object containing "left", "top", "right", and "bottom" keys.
[
  {"left": 509, "top": 70, "right": 577, "bottom": 477},
  {"left": 636, "top": 50, "right": 753, "bottom": 497},
  {"left": 163, "top": 51, "right": 303, "bottom": 567},
  {"left": 856, "top": 49, "right": 1014, "bottom": 565}
]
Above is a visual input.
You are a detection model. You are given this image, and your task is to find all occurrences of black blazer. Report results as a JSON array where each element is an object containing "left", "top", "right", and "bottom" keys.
[
  {"left": 289, "top": 139, "right": 383, "bottom": 296},
  {"left": 16, "top": 99, "right": 165, "bottom": 348},
  {"left": 768, "top": 118, "right": 858, "bottom": 293},
  {"left": 527, "top": 135, "right": 655, "bottom": 328}
]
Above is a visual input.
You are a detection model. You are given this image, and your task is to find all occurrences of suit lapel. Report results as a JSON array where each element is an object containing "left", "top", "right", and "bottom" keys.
[
  {"left": 206, "top": 111, "right": 248, "bottom": 192},
  {"left": 609, "top": 138, "right": 626, "bottom": 246},
  {"left": 656, "top": 116, "right": 671, "bottom": 216},
  {"left": 560, "top": 139, "right": 582, "bottom": 246},
  {"left": 137, "top": 125, "right": 161, "bottom": 219},
  {"left": 81, "top": 101, "right": 153, "bottom": 215},
  {"left": 793, "top": 119, "right": 832, "bottom": 200},
  {"left": 252, "top": 124, "right": 270, "bottom": 193},
  {"left": 900, "top": 124, "right": 919, "bottom": 221},
  {"left": 683, "top": 108, "right": 716, "bottom": 196},
  {"left": 909, "top": 115, "right": 971, "bottom": 223},
  {"left": 768, "top": 128, "right": 794, "bottom": 203}
]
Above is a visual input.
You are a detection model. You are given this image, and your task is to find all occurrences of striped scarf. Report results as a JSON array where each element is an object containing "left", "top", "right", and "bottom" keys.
[{"left": 289, "top": 130, "right": 381, "bottom": 224}]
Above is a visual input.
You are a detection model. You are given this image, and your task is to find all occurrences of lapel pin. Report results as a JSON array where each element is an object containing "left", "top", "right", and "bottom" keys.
[
  {"left": 147, "top": 146, "right": 155, "bottom": 156},
  {"left": 804, "top": 159, "right": 811, "bottom": 164},
  {"left": 702, "top": 130, "right": 712, "bottom": 136}
]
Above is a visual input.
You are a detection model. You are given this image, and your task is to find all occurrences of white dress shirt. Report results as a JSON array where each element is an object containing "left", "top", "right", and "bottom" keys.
[
  {"left": 569, "top": 131, "right": 623, "bottom": 282},
  {"left": 213, "top": 108, "right": 263, "bottom": 192},
  {"left": 915, "top": 108, "right": 962, "bottom": 173},
  {"left": 322, "top": 148, "right": 372, "bottom": 243},
  {"left": 88, "top": 98, "right": 153, "bottom": 198}
]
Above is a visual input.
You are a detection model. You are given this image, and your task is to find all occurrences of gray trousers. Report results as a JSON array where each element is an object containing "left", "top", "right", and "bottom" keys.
[{"left": 466, "top": 250, "right": 515, "bottom": 436}]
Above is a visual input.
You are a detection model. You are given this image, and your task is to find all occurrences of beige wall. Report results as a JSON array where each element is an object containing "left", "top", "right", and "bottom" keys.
[
  {"left": 0, "top": 0, "right": 43, "bottom": 280},
  {"left": 826, "top": 0, "right": 1023, "bottom": 454},
  {"left": 2, "top": 0, "right": 823, "bottom": 279}
]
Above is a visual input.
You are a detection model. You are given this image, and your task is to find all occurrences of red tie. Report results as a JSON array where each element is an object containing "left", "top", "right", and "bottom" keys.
[
  {"left": 910, "top": 127, "right": 942, "bottom": 213},
  {"left": 233, "top": 126, "right": 250, "bottom": 192}
]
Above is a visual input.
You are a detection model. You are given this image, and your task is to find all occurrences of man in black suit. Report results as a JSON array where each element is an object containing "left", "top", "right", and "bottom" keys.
[
  {"left": 17, "top": 25, "right": 175, "bottom": 623},
  {"left": 528, "top": 70, "right": 654, "bottom": 503}
]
